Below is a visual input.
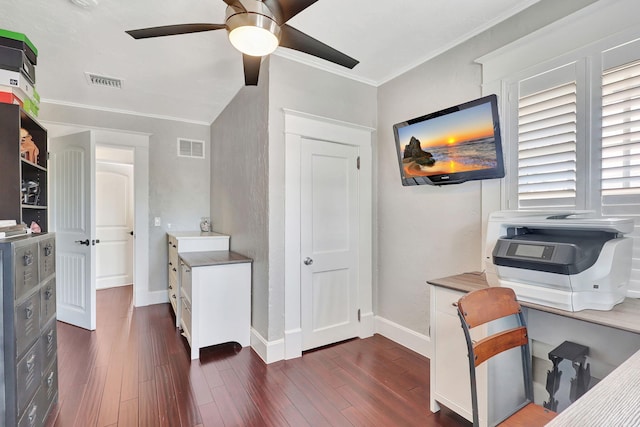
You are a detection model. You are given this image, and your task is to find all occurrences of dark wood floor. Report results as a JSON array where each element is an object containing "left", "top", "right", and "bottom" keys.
[{"left": 45, "top": 285, "right": 470, "bottom": 427}]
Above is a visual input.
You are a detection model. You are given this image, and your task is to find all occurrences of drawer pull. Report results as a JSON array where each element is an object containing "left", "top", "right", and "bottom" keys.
[
  {"left": 23, "top": 252, "right": 33, "bottom": 266},
  {"left": 26, "top": 353, "right": 36, "bottom": 372},
  {"left": 45, "top": 287, "right": 53, "bottom": 299},
  {"left": 28, "top": 404, "right": 37, "bottom": 424},
  {"left": 44, "top": 244, "right": 52, "bottom": 256},
  {"left": 173, "top": 267, "right": 177, "bottom": 272},
  {"left": 47, "top": 371, "right": 54, "bottom": 387},
  {"left": 25, "top": 304, "right": 34, "bottom": 319},
  {"left": 171, "top": 294, "right": 177, "bottom": 299},
  {"left": 47, "top": 330, "right": 54, "bottom": 343}
]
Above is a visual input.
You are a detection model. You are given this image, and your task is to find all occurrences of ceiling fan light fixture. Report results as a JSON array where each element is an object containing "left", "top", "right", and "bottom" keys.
[{"left": 227, "top": 13, "right": 280, "bottom": 57}]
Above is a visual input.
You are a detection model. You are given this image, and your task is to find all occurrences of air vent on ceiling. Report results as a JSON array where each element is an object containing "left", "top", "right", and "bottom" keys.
[
  {"left": 85, "top": 72, "right": 123, "bottom": 88},
  {"left": 177, "top": 138, "right": 205, "bottom": 159}
]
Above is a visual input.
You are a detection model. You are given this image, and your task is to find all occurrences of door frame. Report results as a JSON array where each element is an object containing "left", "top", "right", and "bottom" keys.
[
  {"left": 283, "top": 109, "right": 374, "bottom": 360},
  {"left": 44, "top": 122, "right": 150, "bottom": 309}
]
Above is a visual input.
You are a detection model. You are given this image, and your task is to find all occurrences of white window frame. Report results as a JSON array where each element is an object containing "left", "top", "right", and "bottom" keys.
[{"left": 476, "top": 0, "right": 640, "bottom": 292}]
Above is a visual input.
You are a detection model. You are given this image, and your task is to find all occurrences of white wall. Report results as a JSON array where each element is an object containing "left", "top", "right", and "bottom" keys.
[
  {"left": 376, "top": 0, "right": 599, "bottom": 339},
  {"left": 39, "top": 102, "right": 212, "bottom": 294}
]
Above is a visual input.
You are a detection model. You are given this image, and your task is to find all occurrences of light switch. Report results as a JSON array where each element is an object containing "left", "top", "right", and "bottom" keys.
[{"left": 154, "top": 217, "right": 161, "bottom": 226}]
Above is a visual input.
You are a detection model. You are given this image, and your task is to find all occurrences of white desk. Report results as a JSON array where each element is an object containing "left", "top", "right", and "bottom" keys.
[{"left": 427, "top": 272, "right": 640, "bottom": 426}]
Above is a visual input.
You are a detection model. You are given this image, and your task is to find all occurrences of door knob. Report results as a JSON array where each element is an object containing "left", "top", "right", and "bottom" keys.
[
  {"left": 303, "top": 257, "right": 313, "bottom": 266},
  {"left": 75, "top": 239, "right": 90, "bottom": 246}
]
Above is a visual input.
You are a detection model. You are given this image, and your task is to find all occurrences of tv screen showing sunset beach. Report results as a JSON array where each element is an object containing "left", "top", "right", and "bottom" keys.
[{"left": 396, "top": 102, "right": 498, "bottom": 178}]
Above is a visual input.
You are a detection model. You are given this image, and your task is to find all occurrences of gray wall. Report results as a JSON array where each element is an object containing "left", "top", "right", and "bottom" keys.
[
  {"left": 210, "top": 56, "right": 377, "bottom": 342},
  {"left": 209, "top": 60, "right": 270, "bottom": 339},
  {"left": 39, "top": 103, "right": 212, "bottom": 293},
  {"left": 376, "top": 0, "right": 599, "bottom": 335}
]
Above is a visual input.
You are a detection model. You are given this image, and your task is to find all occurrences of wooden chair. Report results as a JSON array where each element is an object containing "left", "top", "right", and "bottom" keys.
[{"left": 456, "top": 287, "right": 557, "bottom": 426}]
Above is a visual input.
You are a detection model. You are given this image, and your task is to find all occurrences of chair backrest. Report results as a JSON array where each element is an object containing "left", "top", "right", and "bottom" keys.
[{"left": 457, "top": 286, "right": 533, "bottom": 427}]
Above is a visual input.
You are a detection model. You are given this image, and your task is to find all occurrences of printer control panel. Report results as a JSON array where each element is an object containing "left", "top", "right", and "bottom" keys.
[{"left": 506, "top": 242, "right": 555, "bottom": 260}]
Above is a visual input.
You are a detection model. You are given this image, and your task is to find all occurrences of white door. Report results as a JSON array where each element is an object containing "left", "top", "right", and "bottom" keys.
[
  {"left": 50, "top": 131, "right": 97, "bottom": 330},
  {"left": 300, "top": 139, "right": 360, "bottom": 350},
  {"left": 96, "top": 162, "right": 134, "bottom": 289}
]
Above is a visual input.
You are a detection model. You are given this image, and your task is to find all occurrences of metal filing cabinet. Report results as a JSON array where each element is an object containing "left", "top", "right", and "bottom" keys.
[{"left": 1, "top": 233, "right": 57, "bottom": 427}]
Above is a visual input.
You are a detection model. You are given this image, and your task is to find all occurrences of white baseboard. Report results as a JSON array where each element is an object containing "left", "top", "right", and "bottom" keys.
[
  {"left": 250, "top": 314, "right": 428, "bottom": 364},
  {"left": 374, "top": 315, "right": 432, "bottom": 359},
  {"left": 359, "top": 310, "right": 375, "bottom": 338},
  {"left": 251, "top": 328, "right": 285, "bottom": 364},
  {"left": 134, "top": 289, "right": 168, "bottom": 307},
  {"left": 284, "top": 328, "right": 302, "bottom": 360}
]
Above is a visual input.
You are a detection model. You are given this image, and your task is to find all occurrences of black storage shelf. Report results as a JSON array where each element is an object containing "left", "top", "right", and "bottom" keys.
[{"left": 0, "top": 103, "right": 48, "bottom": 231}]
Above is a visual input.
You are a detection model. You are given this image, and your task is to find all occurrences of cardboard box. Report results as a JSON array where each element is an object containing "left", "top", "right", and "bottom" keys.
[
  {"left": 0, "top": 69, "right": 36, "bottom": 102},
  {"left": 0, "top": 90, "right": 23, "bottom": 107},
  {"left": 23, "top": 97, "right": 38, "bottom": 117},
  {"left": 0, "top": 84, "right": 32, "bottom": 105},
  {"left": 0, "top": 29, "right": 37, "bottom": 65},
  {"left": 0, "top": 45, "right": 35, "bottom": 84}
]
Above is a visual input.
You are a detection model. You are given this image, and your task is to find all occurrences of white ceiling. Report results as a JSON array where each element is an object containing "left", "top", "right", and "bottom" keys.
[{"left": 2, "top": 0, "right": 539, "bottom": 124}]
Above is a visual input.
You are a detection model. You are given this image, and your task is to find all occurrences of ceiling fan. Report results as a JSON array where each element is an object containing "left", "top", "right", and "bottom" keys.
[{"left": 125, "top": 0, "right": 359, "bottom": 86}]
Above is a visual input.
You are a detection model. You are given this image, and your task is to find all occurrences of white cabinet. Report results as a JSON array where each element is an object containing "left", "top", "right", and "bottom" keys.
[
  {"left": 179, "top": 251, "right": 252, "bottom": 359},
  {"left": 430, "top": 285, "right": 488, "bottom": 426},
  {"left": 167, "top": 231, "right": 230, "bottom": 327}
]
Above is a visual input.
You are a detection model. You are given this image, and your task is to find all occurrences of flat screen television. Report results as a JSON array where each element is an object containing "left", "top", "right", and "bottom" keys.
[{"left": 392, "top": 94, "right": 505, "bottom": 186}]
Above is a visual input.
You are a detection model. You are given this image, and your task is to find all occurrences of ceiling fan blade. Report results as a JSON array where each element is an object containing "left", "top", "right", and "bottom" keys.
[
  {"left": 126, "top": 23, "right": 226, "bottom": 40},
  {"left": 243, "top": 54, "right": 262, "bottom": 86},
  {"left": 223, "top": 0, "right": 247, "bottom": 13},
  {"left": 279, "top": 24, "right": 359, "bottom": 69},
  {"left": 265, "top": 0, "right": 319, "bottom": 24}
]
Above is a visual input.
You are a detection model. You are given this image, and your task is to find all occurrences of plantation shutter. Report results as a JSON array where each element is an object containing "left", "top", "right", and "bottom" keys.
[
  {"left": 517, "top": 78, "right": 578, "bottom": 209},
  {"left": 601, "top": 58, "right": 640, "bottom": 293}
]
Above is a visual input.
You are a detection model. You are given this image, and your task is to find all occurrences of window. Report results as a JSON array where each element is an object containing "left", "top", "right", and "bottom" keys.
[
  {"left": 506, "top": 41, "right": 640, "bottom": 292},
  {"left": 601, "top": 60, "right": 640, "bottom": 206},
  {"left": 517, "top": 81, "right": 577, "bottom": 208}
]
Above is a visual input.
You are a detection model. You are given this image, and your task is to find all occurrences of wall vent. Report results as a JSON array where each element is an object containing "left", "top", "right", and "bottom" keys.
[
  {"left": 177, "top": 138, "right": 205, "bottom": 159},
  {"left": 85, "top": 72, "right": 123, "bottom": 89}
]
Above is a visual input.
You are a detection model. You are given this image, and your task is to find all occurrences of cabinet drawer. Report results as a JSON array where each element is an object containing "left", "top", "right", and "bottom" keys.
[
  {"left": 39, "top": 237, "right": 55, "bottom": 279},
  {"left": 181, "top": 297, "right": 192, "bottom": 341},
  {"left": 434, "top": 286, "right": 464, "bottom": 316},
  {"left": 14, "top": 243, "right": 39, "bottom": 300},
  {"left": 18, "top": 395, "right": 40, "bottom": 427},
  {"left": 17, "top": 339, "right": 42, "bottom": 417},
  {"left": 40, "top": 358, "right": 58, "bottom": 417},
  {"left": 181, "top": 262, "right": 192, "bottom": 301},
  {"left": 40, "top": 277, "right": 56, "bottom": 325},
  {"left": 16, "top": 291, "right": 41, "bottom": 357},
  {"left": 41, "top": 319, "right": 57, "bottom": 367},
  {"left": 168, "top": 237, "right": 178, "bottom": 265}
]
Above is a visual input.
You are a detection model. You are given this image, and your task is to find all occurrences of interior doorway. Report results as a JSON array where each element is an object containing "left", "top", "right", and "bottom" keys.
[
  {"left": 46, "top": 122, "right": 149, "bottom": 330},
  {"left": 96, "top": 146, "right": 135, "bottom": 290},
  {"left": 283, "top": 111, "right": 374, "bottom": 360}
]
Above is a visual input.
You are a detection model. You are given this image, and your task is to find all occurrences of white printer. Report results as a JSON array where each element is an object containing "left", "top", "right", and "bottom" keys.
[{"left": 485, "top": 210, "right": 634, "bottom": 312}]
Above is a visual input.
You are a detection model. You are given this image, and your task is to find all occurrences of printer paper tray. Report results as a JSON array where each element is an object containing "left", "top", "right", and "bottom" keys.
[{"left": 497, "top": 278, "right": 625, "bottom": 312}]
